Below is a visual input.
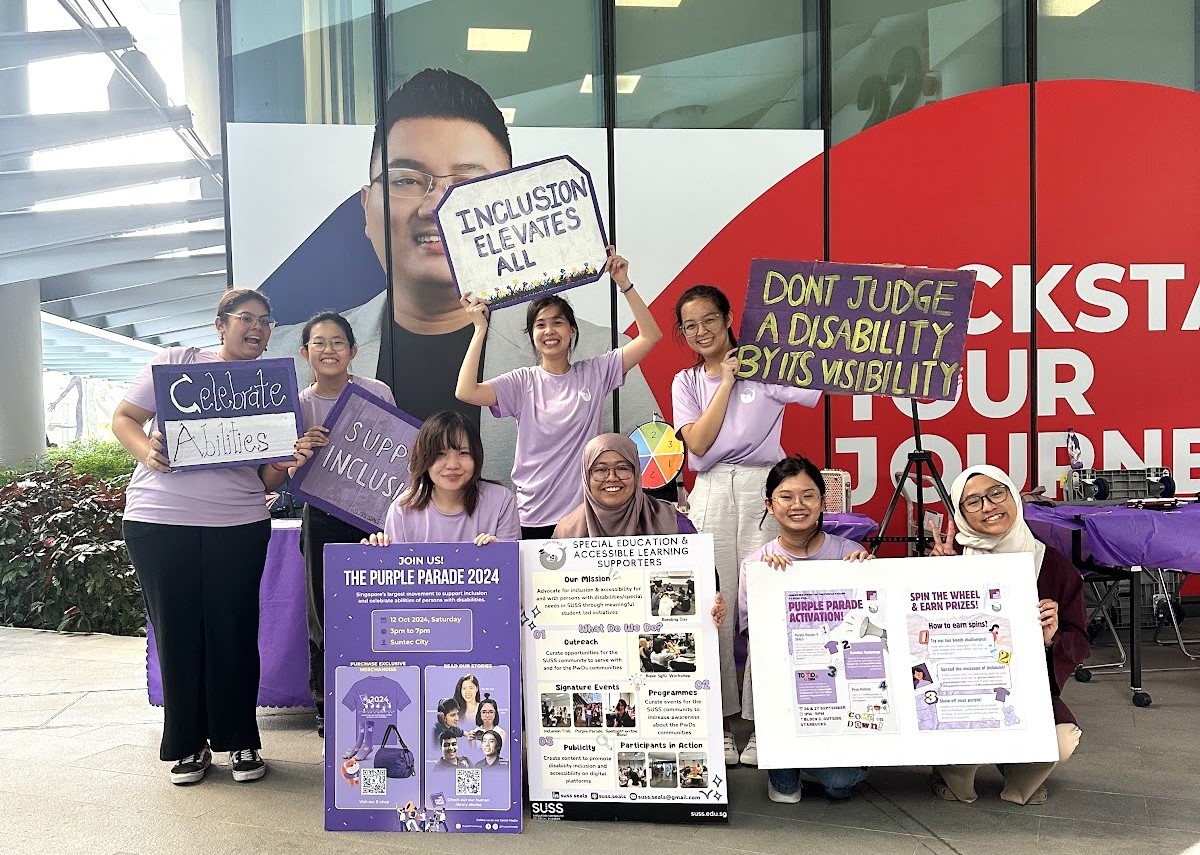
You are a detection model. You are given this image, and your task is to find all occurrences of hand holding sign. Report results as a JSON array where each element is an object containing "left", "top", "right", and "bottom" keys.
[{"left": 144, "top": 430, "right": 171, "bottom": 473}]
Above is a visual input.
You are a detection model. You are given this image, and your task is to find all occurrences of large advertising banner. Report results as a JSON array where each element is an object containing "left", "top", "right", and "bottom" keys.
[
  {"left": 520, "top": 534, "right": 729, "bottom": 823},
  {"left": 324, "top": 542, "right": 522, "bottom": 834},
  {"left": 746, "top": 553, "right": 1058, "bottom": 769}
]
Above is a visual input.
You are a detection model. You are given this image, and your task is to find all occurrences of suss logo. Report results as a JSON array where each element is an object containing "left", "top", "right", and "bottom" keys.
[{"left": 530, "top": 802, "right": 564, "bottom": 815}]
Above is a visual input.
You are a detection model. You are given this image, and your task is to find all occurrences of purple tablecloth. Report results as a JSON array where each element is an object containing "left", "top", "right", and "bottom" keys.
[
  {"left": 1025, "top": 503, "right": 1200, "bottom": 573},
  {"left": 147, "top": 519, "right": 312, "bottom": 709},
  {"left": 146, "top": 516, "right": 880, "bottom": 708}
]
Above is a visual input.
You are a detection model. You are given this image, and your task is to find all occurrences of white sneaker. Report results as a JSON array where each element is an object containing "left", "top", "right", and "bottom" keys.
[
  {"left": 740, "top": 733, "right": 758, "bottom": 766},
  {"left": 768, "top": 780, "right": 801, "bottom": 803},
  {"left": 722, "top": 732, "right": 738, "bottom": 765}
]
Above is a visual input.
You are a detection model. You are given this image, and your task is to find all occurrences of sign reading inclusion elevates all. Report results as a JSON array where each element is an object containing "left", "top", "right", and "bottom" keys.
[{"left": 737, "top": 259, "right": 976, "bottom": 401}]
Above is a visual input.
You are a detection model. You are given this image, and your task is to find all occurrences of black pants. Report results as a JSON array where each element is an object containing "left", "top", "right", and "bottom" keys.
[
  {"left": 521, "top": 524, "right": 557, "bottom": 540},
  {"left": 301, "top": 505, "right": 369, "bottom": 714},
  {"left": 124, "top": 519, "right": 271, "bottom": 761}
]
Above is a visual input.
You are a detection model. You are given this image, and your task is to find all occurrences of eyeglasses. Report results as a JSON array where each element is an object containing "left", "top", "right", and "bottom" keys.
[
  {"left": 680, "top": 314, "right": 727, "bottom": 338},
  {"left": 960, "top": 484, "right": 1010, "bottom": 514},
  {"left": 370, "top": 167, "right": 487, "bottom": 198},
  {"left": 771, "top": 491, "right": 822, "bottom": 507},
  {"left": 222, "top": 311, "right": 276, "bottom": 329},
  {"left": 306, "top": 338, "right": 349, "bottom": 352},
  {"left": 590, "top": 463, "right": 636, "bottom": 481}
]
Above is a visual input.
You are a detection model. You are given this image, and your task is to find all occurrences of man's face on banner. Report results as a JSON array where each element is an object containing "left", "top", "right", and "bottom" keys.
[{"left": 362, "top": 117, "right": 511, "bottom": 303}]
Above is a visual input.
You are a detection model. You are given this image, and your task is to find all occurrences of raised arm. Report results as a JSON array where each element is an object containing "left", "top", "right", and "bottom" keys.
[
  {"left": 677, "top": 349, "right": 737, "bottom": 456},
  {"left": 455, "top": 295, "right": 499, "bottom": 408},
  {"left": 606, "top": 250, "right": 662, "bottom": 373}
]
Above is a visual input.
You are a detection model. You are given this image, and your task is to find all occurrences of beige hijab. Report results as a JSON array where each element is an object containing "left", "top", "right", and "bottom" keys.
[
  {"left": 950, "top": 464, "right": 1045, "bottom": 574},
  {"left": 554, "top": 434, "right": 681, "bottom": 538}
]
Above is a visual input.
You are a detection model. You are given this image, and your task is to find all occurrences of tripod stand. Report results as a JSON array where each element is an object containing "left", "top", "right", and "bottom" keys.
[{"left": 869, "top": 399, "right": 953, "bottom": 555}]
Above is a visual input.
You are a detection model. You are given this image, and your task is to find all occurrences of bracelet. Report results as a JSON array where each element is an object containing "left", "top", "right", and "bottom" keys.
[{"left": 620, "top": 282, "right": 635, "bottom": 294}]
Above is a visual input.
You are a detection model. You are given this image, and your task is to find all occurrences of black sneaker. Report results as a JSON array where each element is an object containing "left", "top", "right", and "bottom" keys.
[
  {"left": 229, "top": 748, "right": 267, "bottom": 782},
  {"left": 169, "top": 747, "right": 212, "bottom": 785},
  {"left": 316, "top": 714, "right": 325, "bottom": 738}
]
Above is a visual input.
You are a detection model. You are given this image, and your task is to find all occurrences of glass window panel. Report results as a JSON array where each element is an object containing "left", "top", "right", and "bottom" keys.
[
  {"left": 615, "top": 0, "right": 819, "bottom": 129},
  {"left": 831, "top": 0, "right": 1025, "bottom": 144}
]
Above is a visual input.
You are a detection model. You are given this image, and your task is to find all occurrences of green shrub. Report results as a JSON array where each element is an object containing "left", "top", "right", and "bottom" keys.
[
  {"left": 45, "top": 438, "right": 136, "bottom": 482},
  {"left": 0, "top": 463, "right": 143, "bottom": 636}
]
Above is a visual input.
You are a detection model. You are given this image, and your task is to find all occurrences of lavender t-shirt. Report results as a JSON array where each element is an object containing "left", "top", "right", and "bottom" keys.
[
  {"left": 298, "top": 376, "right": 395, "bottom": 431},
  {"left": 122, "top": 347, "right": 272, "bottom": 527},
  {"left": 737, "top": 534, "right": 861, "bottom": 634},
  {"left": 382, "top": 481, "right": 520, "bottom": 543},
  {"left": 488, "top": 350, "right": 625, "bottom": 527},
  {"left": 671, "top": 368, "right": 821, "bottom": 472}
]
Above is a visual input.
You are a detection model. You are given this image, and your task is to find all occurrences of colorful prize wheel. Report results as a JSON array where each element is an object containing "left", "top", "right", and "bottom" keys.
[{"left": 628, "top": 417, "right": 685, "bottom": 491}]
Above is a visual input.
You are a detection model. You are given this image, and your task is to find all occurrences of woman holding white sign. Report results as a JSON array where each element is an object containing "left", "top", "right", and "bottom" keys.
[
  {"left": 927, "top": 464, "right": 1089, "bottom": 806},
  {"left": 366, "top": 410, "right": 519, "bottom": 545},
  {"left": 295, "top": 311, "right": 396, "bottom": 737},
  {"left": 736, "top": 455, "right": 872, "bottom": 803},
  {"left": 455, "top": 249, "right": 662, "bottom": 540},
  {"left": 113, "top": 289, "right": 315, "bottom": 786},
  {"left": 671, "top": 285, "right": 822, "bottom": 766}
]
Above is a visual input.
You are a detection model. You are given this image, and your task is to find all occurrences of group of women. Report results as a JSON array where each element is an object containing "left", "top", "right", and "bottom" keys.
[{"left": 114, "top": 251, "right": 1088, "bottom": 809}]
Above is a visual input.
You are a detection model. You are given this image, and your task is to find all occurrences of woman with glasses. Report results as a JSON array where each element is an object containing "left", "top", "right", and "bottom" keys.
[
  {"left": 927, "top": 464, "right": 1089, "bottom": 806},
  {"left": 295, "top": 312, "right": 395, "bottom": 737},
  {"left": 456, "top": 250, "right": 662, "bottom": 539},
  {"left": 112, "top": 289, "right": 315, "bottom": 786},
  {"left": 552, "top": 434, "right": 728, "bottom": 626},
  {"left": 670, "top": 285, "right": 822, "bottom": 767},
  {"left": 737, "top": 456, "right": 872, "bottom": 803}
]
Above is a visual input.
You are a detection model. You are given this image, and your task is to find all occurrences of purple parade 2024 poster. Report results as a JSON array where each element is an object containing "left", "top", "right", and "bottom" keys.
[
  {"left": 151, "top": 357, "right": 301, "bottom": 471},
  {"left": 290, "top": 384, "right": 423, "bottom": 533},
  {"left": 736, "top": 259, "right": 977, "bottom": 401},
  {"left": 434, "top": 155, "right": 609, "bottom": 310},
  {"left": 324, "top": 542, "right": 522, "bottom": 834}
]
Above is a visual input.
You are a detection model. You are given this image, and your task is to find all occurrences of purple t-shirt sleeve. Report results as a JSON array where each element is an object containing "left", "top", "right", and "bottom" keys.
[
  {"left": 342, "top": 681, "right": 362, "bottom": 713},
  {"left": 123, "top": 347, "right": 194, "bottom": 412},
  {"left": 488, "top": 367, "right": 532, "bottom": 420},
  {"left": 676, "top": 513, "right": 696, "bottom": 534},
  {"left": 382, "top": 496, "right": 406, "bottom": 541},
  {"left": 670, "top": 369, "right": 702, "bottom": 428},
  {"left": 764, "top": 384, "right": 822, "bottom": 408},
  {"left": 597, "top": 348, "right": 626, "bottom": 394},
  {"left": 496, "top": 489, "right": 520, "bottom": 541}
]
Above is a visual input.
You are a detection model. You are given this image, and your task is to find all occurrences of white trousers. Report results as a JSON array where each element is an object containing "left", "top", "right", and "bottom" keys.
[{"left": 687, "top": 464, "right": 777, "bottom": 717}]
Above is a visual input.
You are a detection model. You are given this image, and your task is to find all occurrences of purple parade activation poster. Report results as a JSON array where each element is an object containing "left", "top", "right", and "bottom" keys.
[
  {"left": 291, "top": 384, "right": 423, "bottom": 532},
  {"left": 151, "top": 357, "right": 301, "bottom": 470},
  {"left": 736, "top": 259, "right": 976, "bottom": 401},
  {"left": 324, "top": 542, "right": 522, "bottom": 834}
]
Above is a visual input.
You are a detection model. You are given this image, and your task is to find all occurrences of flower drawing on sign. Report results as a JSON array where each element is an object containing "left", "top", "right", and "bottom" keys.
[{"left": 478, "top": 261, "right": 601, "bottom": 305}]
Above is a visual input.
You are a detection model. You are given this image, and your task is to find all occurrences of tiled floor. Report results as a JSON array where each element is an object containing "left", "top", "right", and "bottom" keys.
[{"left": 2, "top": 621, "right": 1199, "bottom": 855}]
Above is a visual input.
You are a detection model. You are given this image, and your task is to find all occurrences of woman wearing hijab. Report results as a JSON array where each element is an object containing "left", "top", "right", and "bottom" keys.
[
  {"left": 928, "top": 464, "right": 1090, "bottom": 806},
  {"left": 553, "top": 434, "right": 727, "bottom": 627}
]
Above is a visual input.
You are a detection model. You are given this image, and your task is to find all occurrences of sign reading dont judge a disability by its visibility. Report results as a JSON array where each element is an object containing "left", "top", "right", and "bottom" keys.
[{"left": 737, "top": 260, "right": 977, "bottom": 401}]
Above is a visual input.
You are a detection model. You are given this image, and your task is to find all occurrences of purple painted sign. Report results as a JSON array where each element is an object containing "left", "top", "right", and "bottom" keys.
[
  {"left": 151, "top": 357, "right": 300, "bottom": 471},
  {"left": 736, "top": 259, "right": 977, "bottom": 401},
  {"left": 324, "top": 542, "right": 522, "bottom": 834},
  {"left": 435, "top": 155, "right": 609, "bottom": 310},
  {"left": 290, "top": 384, "right": 422, "bottom": 533}
]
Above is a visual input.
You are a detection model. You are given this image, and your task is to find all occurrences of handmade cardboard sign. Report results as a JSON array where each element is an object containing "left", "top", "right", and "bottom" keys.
[
  {"left": 435, "top": 155, "right": 608, "bottom": 309},
  {"left": 291, "top": 384, "right": 422, "bottom": 533},
  {"left": 152, "top": 357, "right": 301, "bottom": 470},
  {"left": 736, "top": 260, "right": 976, "bottom": 401}
]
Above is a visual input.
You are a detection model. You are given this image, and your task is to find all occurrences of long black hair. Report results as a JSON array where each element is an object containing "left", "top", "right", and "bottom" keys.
[{"left": 525, "top": 294, "right": 579, "bottom": 356}]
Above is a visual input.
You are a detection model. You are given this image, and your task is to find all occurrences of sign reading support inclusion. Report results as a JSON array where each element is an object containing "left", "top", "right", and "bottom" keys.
[
  {"left": 152, "top": 357, "right": 301, "bottom": 470},
  {"left": 435, "top": 155, "right": 609, "bottom": 309}
]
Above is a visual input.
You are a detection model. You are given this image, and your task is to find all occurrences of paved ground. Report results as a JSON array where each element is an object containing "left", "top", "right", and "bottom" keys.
[{"left": 2, "top": 621, "right": 1200, "bottom": 855}]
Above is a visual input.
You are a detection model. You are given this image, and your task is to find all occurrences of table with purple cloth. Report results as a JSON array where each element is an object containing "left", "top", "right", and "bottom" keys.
[
  {"left": 1024, "top": 501, "right": 1200, "bottom": 707},
  {"left": 147, "top": 514, "right": 879, "bottom": 708}
]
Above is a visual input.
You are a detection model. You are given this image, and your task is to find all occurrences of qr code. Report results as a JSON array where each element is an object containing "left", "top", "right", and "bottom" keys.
[
  {"left": 456, "top": 768, "right": 481, "bottom": 796},
  {"left": 360, "top": 768, "right": 387, "bottom": 795}
]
